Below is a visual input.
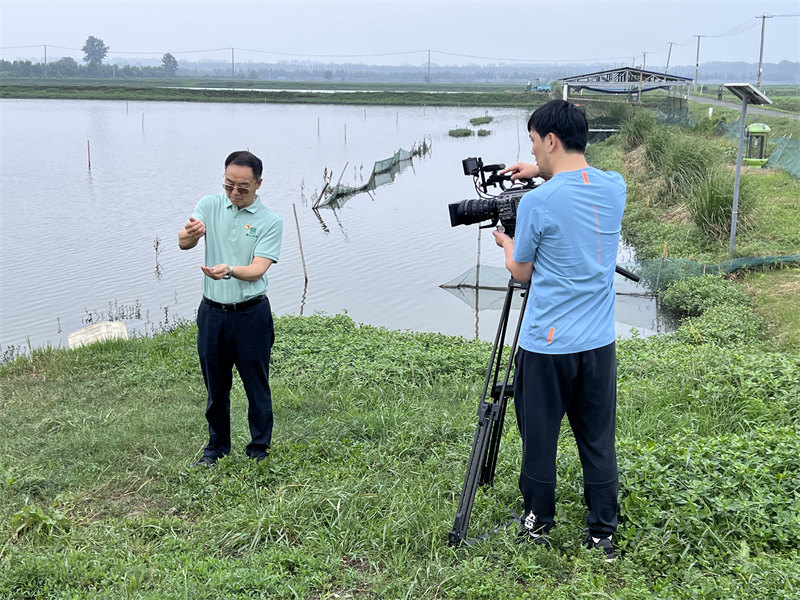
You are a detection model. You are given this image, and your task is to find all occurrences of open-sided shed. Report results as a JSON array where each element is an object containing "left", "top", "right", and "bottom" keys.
[{"left": 561, "top": 67, "right": 692, "bottom": 100}]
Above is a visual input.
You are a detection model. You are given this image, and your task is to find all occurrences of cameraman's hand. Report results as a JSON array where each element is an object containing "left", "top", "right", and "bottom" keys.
[
  {"left": 493, "top": 229, "right": 512, "bottom": 249},
  {"left": 500, "top": 162, "right": 539, "bottom": 181}
]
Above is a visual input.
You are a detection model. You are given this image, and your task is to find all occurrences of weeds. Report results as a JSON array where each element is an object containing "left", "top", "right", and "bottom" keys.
[
  {"left": 1, "top": 306, "right": 798, "bottom": 598},
  {"left": 687, "top": 165, "right": 759, "bottom": 240},
  {"left": 448, "top": 128, "right": 474, "bottom": 138}
]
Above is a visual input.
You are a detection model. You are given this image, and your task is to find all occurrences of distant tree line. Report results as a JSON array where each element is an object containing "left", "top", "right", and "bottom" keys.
[
  {"left": 0, "top": 35, "right": 179, "bottom": 79},
  {"left": 1, "top": 35, "right": 797, "bottom": 84}
]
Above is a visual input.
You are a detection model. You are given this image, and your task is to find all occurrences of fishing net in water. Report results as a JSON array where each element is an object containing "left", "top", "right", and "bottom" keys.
[
  {"left": 314, "top": 141, "right": 430, "bottom": 209},
  {"left": 441, "top": 264, "right": 673, "bottom": 334},
  {"left": 442, "top": 255, "right": 800, "bottom": 304}
]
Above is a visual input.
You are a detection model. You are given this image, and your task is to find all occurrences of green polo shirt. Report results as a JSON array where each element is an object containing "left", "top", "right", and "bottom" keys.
[{"left": 193, "top": 193, "right": 283, "bottom": 304}]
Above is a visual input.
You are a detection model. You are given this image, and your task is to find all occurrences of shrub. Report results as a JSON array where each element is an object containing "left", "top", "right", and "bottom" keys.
[
  {"left": 674, "top": 303, "right": 765, "bottom": 346},
  {"left": 643, "top": 127, "right": 724, "bottom": 204},
  {"left": 448, "top": 128, "right": 473, "bottom": 138},
  {"left": 686, "top": 166, "right": 759, "bottom": 241},
  {"left": 660, "top": 275, "right": 751, "bottom": 317},
  {"left": 692, "top": 115, "right": 727, "bottom": 137},
  {"left": 469, "top": 116, "right": 493, "bottom": 126},
  {"left": 619, "top": 109, "right": 658, "bottom": 150},
  {"left": 477, "top": 129, "right": 491, "bottom": 137}
]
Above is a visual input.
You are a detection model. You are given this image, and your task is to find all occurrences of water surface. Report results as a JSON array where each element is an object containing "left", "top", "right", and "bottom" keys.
[{"left": 0, "top": 99, "right": 667, "bottom": 353}]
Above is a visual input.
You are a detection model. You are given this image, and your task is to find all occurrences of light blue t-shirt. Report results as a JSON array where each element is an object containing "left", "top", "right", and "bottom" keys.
[
  {"left": 193, "top": 193, "right": 283, "bottom": 304},
  {"left": 513, "top": 167, "right": 626, "bottom": 354}
]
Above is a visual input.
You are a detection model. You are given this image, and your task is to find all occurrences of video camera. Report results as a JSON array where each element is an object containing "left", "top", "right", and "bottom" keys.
[{"left": 448, "top": 157, "right": 539, "bottom": 239}]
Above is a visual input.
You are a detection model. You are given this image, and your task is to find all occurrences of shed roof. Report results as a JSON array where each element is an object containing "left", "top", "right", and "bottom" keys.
[{"left": 562, "top": 67, "right": 692, "bottom": 94}]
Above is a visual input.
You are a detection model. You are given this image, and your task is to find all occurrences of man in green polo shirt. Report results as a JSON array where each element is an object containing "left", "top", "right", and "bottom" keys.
[{"left": 179, "top": 150, "right": 283, "bottom": 466}]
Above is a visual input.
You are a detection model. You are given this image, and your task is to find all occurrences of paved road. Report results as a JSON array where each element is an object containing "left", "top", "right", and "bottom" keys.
[{"left": 689, "top": 95, "right": 800, "bottom": 121}]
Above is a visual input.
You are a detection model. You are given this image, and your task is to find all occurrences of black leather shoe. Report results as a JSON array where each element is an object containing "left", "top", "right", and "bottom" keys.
[{"left": 193, "top": 455, "right": 218, "bottom": 467}]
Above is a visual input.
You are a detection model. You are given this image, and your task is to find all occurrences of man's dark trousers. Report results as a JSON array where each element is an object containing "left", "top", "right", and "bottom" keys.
[
  {"left": 514, "top": 342, "right": 619, "bottom": 537},
  {"left": 197, "top": 296, "right": 274, "bottom": 460}
]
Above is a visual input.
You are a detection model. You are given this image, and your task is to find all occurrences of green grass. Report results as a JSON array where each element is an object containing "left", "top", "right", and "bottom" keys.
[
  {"left": 688, "top": 100, "right": 800, "bottom": 141},
  {"left": 0, "top": 80, "right": 547, "bottom": 108},
  {"left": 1, "top": 306, "right": 798, "bottom": 598},
  {"left": 741, "top": 266, "right": 800, "bottom": 349}
]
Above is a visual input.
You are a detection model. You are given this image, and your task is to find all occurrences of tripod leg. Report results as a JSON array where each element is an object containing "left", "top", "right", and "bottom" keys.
[{"left": 482, "top": 284, "right": 530, "bottom": 486}]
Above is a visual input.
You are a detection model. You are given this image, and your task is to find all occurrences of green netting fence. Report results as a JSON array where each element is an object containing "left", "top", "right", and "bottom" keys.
[
  {"left": 765, "top": 136, "right": 800, "bottom": 180},
  {"left": 314, "top": 140, "right": 430, "bottom": 209},
  {"left": 617, "top": 255, "right": 800, "bottom": 294},
  {"left": 574, "top": 92, "right": 690, "bottom": 130}
]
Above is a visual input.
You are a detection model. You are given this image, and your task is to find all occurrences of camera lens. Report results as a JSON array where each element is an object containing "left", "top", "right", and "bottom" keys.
[{"left": 448, "top": 199, "right": 498, "bottom": 227}]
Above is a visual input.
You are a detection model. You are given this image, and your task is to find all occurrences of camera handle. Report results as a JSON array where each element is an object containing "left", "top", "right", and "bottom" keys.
[
  {"left": 448, "top": 265, "right": 640, "bottom": 547},
  {"left": 448, "top": 277, "right": 529, "bottom": 547}
]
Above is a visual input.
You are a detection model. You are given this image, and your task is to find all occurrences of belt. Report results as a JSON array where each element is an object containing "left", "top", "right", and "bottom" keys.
[{"left": 202, "top": 295, "right": 265, "bottom": 312}]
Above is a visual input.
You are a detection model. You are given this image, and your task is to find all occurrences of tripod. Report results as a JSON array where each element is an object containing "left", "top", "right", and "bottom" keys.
[
  {"left": 448, "top": 265, "right": 640, "bottom": 547},
  {"left": 448, "top": 277, "right": 528, "bottom": 547}
]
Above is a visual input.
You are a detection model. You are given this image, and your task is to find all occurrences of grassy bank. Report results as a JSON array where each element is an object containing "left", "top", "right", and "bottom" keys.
[
  {"left": 0, "top": 80, "right": 543, "bottom": 107},
  {"left": 1, "top": 308, "right": 798, "bottom": 599}
]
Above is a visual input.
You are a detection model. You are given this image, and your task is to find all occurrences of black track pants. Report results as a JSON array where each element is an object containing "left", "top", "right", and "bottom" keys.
[{"left": 514, "top": 342, "right": 619, "bottom": 537}]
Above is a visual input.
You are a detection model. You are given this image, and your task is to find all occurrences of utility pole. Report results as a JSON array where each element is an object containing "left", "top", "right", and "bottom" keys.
[
  {"left": 694, "top": 35, "right": 704, "bottom": 89},
  {"left": 231, "top": 47, "right": 235, "bottom": 83},
  {"left": 427, "top": 50, "right": 431, "bottom": 83},
  {"left": 642, "top": 52, "right": 647, "bottom": 70},
  {"left": 43, "top": 44, "right": 47, "bottom": 77},
  {"left": 665, "top": 42, "right": 674, "bottom": 73},
  {"left": 756, "top": 14, "right": 772, "bottom": 89}
]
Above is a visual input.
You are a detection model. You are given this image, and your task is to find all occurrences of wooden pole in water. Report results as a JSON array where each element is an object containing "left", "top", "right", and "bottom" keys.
[
  {"left": 344, "top": 124, "right": 347, "bottom": 143},
  {"left": 87, "top": 140, "right": 91, "bottom": 170},
  {"left": 292, "top": 203, "right": 308, "bottom": 284},
  {"left": 312, "top": 182, "right": 329, "bottom": 210}
]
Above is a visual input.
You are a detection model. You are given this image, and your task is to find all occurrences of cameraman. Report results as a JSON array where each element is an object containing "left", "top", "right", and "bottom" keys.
[{"left": 493, "top": 100, "right": 626, "bottom": 561}]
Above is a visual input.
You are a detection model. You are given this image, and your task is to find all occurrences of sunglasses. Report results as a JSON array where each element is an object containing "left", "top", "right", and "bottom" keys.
[{"left": 223, "top": 181, "right": 252, "bottom": 195}]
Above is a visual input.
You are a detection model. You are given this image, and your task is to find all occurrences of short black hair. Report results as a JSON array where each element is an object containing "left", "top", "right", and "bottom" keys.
[
  {"left": 224, "top": 150, "right": 263, "bottom": 180},
  {"left": 527, "top": 100, "right": 588, "bottom": 153}
]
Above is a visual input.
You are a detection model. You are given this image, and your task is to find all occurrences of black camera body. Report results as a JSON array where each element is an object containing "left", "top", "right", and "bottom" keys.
[{"left": 448, "top": 157, "right": 537, "bottom": 239}]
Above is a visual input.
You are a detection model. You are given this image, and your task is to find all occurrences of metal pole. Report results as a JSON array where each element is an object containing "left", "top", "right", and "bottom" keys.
[
  {"left": 665, "top": 42, "right": 673, "bottom": 73},
  {"left": 756, "top": 15, "right": 768, "bottom": 89},
  {"left": 694, "top": 36, "right": 702, "bottom": 89},
  {"left": 427, "top": 50, "right": 431, "bottom": 82},
  {"left": 729, "top": 97, "right": 749, "bottom": 256}
]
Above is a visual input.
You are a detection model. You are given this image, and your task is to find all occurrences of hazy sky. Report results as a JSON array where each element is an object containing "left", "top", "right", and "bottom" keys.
[{"left": 1, "top": 0, "right": 798, "bottom": 69}]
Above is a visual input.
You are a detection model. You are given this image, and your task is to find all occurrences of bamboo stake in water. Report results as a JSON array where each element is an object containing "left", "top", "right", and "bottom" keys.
[
  {"left": 87, "top": 140, "right": 91, "bottom": 171},
  {"left": 293, "top": 203, "right": 308, "bottom": 284}
]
